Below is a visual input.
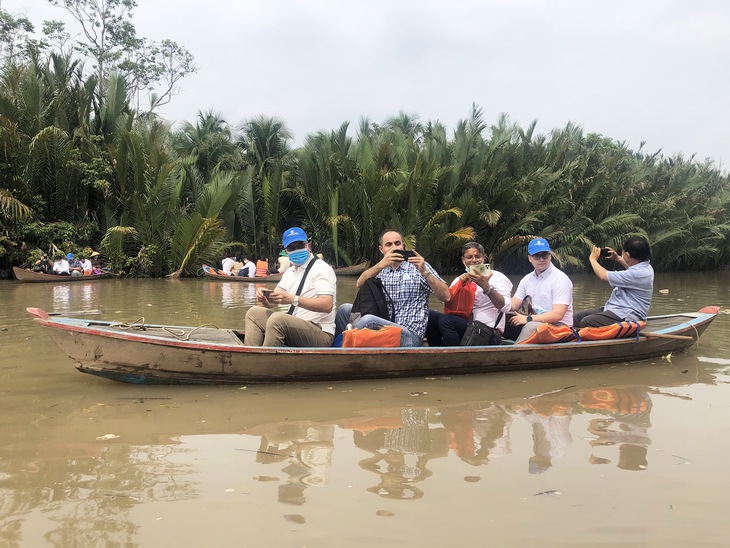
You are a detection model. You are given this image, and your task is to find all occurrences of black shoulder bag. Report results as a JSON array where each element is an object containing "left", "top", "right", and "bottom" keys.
[
  {"left": 349, "top": 277, "right": 395, "bottom": 324},
  {"left": 461, "top": 311, "right": 504, "bottom": 346},
  {"left": 287, "top": 257, "right": 318, "bottom": 315}
]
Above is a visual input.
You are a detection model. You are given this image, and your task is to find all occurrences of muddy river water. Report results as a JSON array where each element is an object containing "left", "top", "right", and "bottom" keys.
[{"left": 1, "top": 271, "right": 729, "bottom": 547}]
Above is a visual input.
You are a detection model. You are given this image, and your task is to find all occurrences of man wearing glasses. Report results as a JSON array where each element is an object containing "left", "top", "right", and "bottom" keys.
[
  {"left": 244, "top": 227, "right": 336, "bottom": 347},
  {"left": 508, "top": 237, "right": 574, "bottom": 342}
]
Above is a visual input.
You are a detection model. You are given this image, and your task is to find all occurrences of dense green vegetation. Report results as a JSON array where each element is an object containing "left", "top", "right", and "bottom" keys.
[{"left": 1, "top": 4, "right": 728, "bottom": 277}]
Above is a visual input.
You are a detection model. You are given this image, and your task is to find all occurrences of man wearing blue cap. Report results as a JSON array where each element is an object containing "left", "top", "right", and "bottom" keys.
[
  {"left": 508, "top": 237, "right": 573, "bottom": 342},
  {"left": 244, "top": 227, "right": 337, "bottom": 347}
]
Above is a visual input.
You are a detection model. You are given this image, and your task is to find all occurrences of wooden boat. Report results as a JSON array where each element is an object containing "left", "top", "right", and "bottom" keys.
[
  {"left": 27, "top": 306, "right": 720, "bottom": 385},
  {"left": 333, "top": 260, "right": 370, "bottom": 276},
  {"left": 201, "top": 260, "right": 370, "bottom": 282},
  {"left": 201, "top": 263, "right": 283, "bottom": 282},
  {"left": 13, "top": 266, "right": 111, "bottom": 283}
]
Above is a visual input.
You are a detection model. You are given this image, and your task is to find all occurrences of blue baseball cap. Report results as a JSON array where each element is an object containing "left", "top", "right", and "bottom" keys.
[
  {"left": 66, "top": 252, "right": 74, "bottom": 260},
  {"left": 282, "top": 227, "right": 308, "bottom": 248},
  {"left": 527, "top": 238, "right": 551, "bottom": 255}
]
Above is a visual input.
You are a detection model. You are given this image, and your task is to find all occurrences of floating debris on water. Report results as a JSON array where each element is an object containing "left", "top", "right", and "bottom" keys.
[{"left": 533, "top": 490, "right": 561, "bottom": 497}]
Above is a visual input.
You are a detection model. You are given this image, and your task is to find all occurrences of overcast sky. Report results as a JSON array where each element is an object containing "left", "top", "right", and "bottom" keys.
[{"left": 5, "top": 0, "right": 730, "bottom": 168}]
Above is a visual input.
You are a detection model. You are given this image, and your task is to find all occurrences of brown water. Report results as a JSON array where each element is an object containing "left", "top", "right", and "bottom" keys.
[{"left": 1, "top": 272, "right": 729, "bottom": 547}]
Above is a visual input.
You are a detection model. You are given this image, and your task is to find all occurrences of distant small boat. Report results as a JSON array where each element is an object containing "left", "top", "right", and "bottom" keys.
[
  {"left": 201, "top": 260, "right": 370, "bottom": 282},
  {"left": 333, "top": 261, "right": 370, "bottom": 276},
  {"left": 201, "top": 264, "right": 282, "bottom": 283},
  {"left": 12, "top": 266, "right": 111, "bottom": 283}
]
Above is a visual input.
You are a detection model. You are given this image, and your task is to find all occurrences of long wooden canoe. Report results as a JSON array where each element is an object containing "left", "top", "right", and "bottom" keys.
[
  {"left": 13, "top": 266, "right": 111, "bottom": 283},
  {"left": 27, "top": 306, "right": 720, "bottom": 385},
  {"left": 201, "top": 260, "right": 370, "bottom": 282}
]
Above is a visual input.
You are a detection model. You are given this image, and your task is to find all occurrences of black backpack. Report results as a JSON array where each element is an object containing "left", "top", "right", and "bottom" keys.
[{"left": 350, "top": 278, "right": 395, "bottom": 324}]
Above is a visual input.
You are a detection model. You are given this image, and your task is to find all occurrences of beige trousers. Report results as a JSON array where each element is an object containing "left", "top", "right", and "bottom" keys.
[{"left": 244, "top": 306, "right": 334, "bottom": 347}]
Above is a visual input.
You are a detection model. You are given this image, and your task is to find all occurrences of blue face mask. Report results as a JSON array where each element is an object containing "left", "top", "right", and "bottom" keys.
[{"left": 288, "top": 249, "right": 310, "bottom": 266}]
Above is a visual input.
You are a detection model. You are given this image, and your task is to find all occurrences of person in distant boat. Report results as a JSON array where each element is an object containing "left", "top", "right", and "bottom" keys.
[
  {"left": 79, "top": 255, "right": 93, "bottom": 276},
  {"left": 67, "top": 253, "right": 83, "bottom": 277},
  {"left": 335, "top": 229, "right": 451, "bottom": 346},
  {"left": 221, "top": 256, "right": 236, "bottom": 276},
  {"left": 244, "top": 227, "right": 336, "bottom": 347},
  {"left": 574, "top": 236, "right": 654, "bottom": 327},
  {"left": 239, "top": 256, "right": 256, "bottom": 277},
  {"left": 34, "top": 253, "right": 52, "bottom": 273},
  {"left": 52, "top": 253, "right": 70, "bottom": 275},
  {"left": 90, "top": 251, "right": 104, "bottom": 274},
  {"left": 255, "top": 257, "right": 270, "bottom": 277},
  {"left": 507, "top": 237, "right": 574, "bottom": 342},
  {"left": 277, "top": 250, "right": 291, "bottom": 274},
  {"left": 425, "top": 242, "right": 512, "bottom": 346}
]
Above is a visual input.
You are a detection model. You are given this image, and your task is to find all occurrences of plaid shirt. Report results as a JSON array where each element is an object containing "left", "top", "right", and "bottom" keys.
[{"left": 377, "top": 261, "right": 444, "bottom": 338}]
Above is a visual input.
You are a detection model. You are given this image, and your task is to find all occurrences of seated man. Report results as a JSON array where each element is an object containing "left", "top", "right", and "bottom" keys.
[
  {"left": 426, "top": 242, "right": 512, "bottom": 346},
  {"left": 221, "top": 256, "right": 236, "bottom": 275},
  {"left": 52, "top": 254, "right": 70, "bottom": 275},
  {"left": 34, "top": 253, "right": 52, "bottom": 273},
  {"left": 67, "top": 253, "right": 83, "bottom": 277},
  {"left": 335, "top": 229, "right": 451, "bottom": 347},
  {"left": 244, "top": 227, "right": 336, "bottom": 347},
  {"left": 574, "top": 236, "right": 654, "bottom": 327},
  {"left": 508, "top": 237, "right": 573, "bottom": 343},
  {"left": 79, "top": 254, "right": 93, "bottom": 276},
  {"left": 239, "top": 257, "right": 257, "bottom": 277}
]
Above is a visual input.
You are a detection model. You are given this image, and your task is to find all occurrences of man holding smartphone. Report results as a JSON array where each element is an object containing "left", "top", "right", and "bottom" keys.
[
  {"left": 574, "top": 236, "right": 654, "bottom": 327},
  {"left": 335, "top": 229, "right": 450, "bottom": 346},
  {"left": 244, "top": 227, "right": 336, "bottom": 347}
]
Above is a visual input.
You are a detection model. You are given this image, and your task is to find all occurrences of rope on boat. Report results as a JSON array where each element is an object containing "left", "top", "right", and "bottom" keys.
[
  {"left": 162, "top": 324, "right": 219, "bottom": 341},
  {"left": 110, "top": 318, "right": 220, "bottom": 341}
]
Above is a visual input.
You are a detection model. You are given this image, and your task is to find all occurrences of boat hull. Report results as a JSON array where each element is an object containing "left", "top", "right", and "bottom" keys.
[{"left": 27, "top": 308, "right": 718, "bottom": 385}]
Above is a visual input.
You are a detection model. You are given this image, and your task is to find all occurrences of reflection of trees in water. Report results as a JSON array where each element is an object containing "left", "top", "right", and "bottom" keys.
[{"left": 0, "top": 443, "right": 196, "bottom": 547}]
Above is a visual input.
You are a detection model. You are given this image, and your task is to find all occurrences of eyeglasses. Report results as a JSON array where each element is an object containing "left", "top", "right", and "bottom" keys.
[
  {"left": 285, "top": 241, "right": 307, "bottom": 253},
  {"left": 531, "top": 252, "right": 551, "bottom": 260}
]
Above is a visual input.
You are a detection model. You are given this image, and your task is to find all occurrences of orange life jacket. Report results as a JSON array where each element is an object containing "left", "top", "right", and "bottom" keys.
[
  {"left": 342, "top": 325, "right": 402, "bottom": 347},
  {"left": 517, "top": 323, "right": 577, "bottom": 344},
  {"left": 255, "top": 260, "right": 269, "bottom": 277},
  {"left": 578, "top": 321, "right": 646, "bottom": 341}
]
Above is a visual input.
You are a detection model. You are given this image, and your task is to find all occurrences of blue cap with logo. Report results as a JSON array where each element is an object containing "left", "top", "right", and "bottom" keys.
[
  {"left": 282, "top": 227, "right": 308, "bottom": 248},
  {"left": 527, "top": 238, "right": 551, "bottom": 255},
  {"left": 66, "top": 252, "right": 74, "bottom": 260}
]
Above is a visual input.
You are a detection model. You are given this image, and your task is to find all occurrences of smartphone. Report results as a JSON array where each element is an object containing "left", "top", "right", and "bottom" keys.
[
  {"left": 600, "top": 248, "right": 611, "bottom": 258},
  {"left": 260, "top": 288, "right": 273, "bottom": 296},
  {"left": 469, "top": 263, "right": 491, "bottom": 276},
  {"left": 396, "top": 249, "right": 415, "bottom": 260}
]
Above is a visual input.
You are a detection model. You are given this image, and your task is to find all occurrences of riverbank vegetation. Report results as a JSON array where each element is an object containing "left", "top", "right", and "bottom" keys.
[{"left": 1, "top": 5, "right": 728, "bottom": 277}]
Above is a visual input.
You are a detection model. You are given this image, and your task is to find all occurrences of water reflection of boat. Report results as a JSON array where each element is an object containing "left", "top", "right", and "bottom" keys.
[{"left": 26, "top": 307, "right": 720, "bottom": 384}]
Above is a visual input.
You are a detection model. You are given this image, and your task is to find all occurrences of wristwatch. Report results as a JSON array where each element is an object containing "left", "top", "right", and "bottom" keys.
[
  {"left": 526, "top": 315, "right": 533, "bottom": 322},
  {"left": 292, "top": 296, "right": 299, "bottom": 307},
  {"left": 485, "top": 286, "right": 494, "bottom": 295}
]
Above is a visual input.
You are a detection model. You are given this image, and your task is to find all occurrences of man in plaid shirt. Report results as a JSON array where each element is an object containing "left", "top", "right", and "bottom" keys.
[{"left": 336, "top": 230, "right": 451, "bottom": 346}]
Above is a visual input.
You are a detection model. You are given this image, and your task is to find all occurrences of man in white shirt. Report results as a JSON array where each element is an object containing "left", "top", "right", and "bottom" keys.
[
  {"left": 221, "top": 256, "right": 236, "bottom": 275},
  {"left": 240, "top": 257, "right": 257, "bottom": 277},
  {"left": 508, "top": 238, "right": 573, "bottom": 342},
  {"left": 52, "top": 254, "right": 70, "bottom": 275},
  {"left": 244, "top": 227, "right": 336, "bottom": 347}
]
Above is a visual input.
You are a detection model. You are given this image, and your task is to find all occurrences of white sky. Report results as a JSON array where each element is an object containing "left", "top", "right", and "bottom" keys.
[{"left": 5, "top": 0, "right": 730, "bottom": 168}]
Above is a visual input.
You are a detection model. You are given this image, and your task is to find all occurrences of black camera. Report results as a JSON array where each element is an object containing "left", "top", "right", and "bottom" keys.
[{"left": 600, "top": 247, "right": 611, "bottom": 258}]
